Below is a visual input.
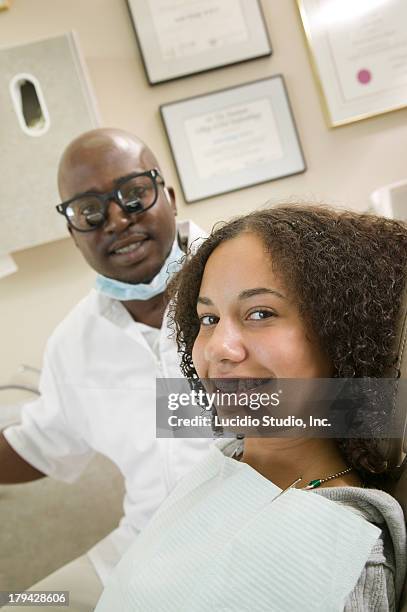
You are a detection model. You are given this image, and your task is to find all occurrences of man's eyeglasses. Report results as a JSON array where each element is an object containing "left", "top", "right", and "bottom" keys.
[{"left": 56, "top": 169, "right": 164, "bottom": 232}]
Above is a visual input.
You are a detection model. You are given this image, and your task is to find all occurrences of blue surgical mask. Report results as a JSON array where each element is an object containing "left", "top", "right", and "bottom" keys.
[{"left": 95, "top": 238, "right": 185, "bottom": 301}]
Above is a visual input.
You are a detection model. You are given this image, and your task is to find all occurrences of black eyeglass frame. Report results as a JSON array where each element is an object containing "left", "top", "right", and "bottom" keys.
[{"left": 55, "top": 168, "right": 164, "bottom": 232}]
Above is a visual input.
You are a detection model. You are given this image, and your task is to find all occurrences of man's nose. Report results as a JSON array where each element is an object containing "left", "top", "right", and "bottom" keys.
[
  {"left": 204, "top": 320, "right": 246, "bottom": 367},
  {"left": 103, "top": 200, "right": 133, "bottom": 233}
]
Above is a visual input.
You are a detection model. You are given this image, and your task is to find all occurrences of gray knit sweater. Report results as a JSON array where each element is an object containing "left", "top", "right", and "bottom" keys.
[{"left": 314, "top": 487, "right": 406, "bottom": 611}]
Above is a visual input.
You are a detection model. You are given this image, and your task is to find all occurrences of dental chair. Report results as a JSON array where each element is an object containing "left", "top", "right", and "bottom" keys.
[{"left": 385, "top": 280, "right": 407, "bottom": 611}]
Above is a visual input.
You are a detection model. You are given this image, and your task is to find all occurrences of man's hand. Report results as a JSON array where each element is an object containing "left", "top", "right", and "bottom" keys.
[{"left": 0, "top": 433, "right": 45, "bottom": 483}]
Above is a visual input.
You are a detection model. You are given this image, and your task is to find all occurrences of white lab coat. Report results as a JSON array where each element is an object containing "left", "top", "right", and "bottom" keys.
[{"left": 4, "top": 220, "right": 213, "bottom": 583}]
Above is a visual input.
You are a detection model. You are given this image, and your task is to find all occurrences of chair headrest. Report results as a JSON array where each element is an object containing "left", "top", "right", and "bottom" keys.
[
  {"left": 385, "top": 280, "right": 407, "bottom": 612},
  {"left": 381, "top": 281, "right": 407, "bottom": 470}
]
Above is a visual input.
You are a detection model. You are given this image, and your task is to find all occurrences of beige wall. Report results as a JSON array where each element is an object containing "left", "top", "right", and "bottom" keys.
[{"left": 1, "top": 0, "right": 407, "bottom": 381}]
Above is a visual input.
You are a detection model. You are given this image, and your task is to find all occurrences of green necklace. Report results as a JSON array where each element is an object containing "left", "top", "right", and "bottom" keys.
[{"left": 302, "top": 467, "right": 353, "bottom": 490}]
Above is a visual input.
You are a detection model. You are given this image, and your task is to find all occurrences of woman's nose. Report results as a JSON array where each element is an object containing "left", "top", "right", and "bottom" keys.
[
  {"left": 204, "top": 320, "right": 246, "bottom": 367},
  {"left": 103, "top": 200, "right": 133, "bottom": 233}
]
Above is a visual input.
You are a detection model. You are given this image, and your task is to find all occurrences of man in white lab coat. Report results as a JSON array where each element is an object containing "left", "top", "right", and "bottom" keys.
[{"left": 0, "top": 128, "right": 212, "bottom": 611}]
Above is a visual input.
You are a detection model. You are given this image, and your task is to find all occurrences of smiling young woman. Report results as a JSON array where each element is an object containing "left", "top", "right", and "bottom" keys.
[
  {"left": 171, "top": 205, "right": 407, "bottom": 484},
  {"left": 96, "top": 204, "right": 407, "bottom": 612}
]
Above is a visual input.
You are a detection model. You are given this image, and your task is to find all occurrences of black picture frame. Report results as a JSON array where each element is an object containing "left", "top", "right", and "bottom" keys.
[
  {"left": 160, "top": 75, "right": 306, "bottom": 203},
  {"left": 126, "top": 0, "right": 272, "bottom": 85}
]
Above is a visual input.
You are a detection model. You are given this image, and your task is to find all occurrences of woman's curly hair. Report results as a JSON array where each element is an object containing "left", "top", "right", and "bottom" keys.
[{"left": 168, "top": 205, "right": 407, "bottom": 483}]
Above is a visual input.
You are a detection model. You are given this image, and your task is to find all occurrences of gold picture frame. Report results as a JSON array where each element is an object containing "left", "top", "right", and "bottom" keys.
[
  {"left": 297, "top": 0, "right": 407, "bottom": 127},
  {"left": 0, "top": 0, "right": 11, "bottom": 11}
]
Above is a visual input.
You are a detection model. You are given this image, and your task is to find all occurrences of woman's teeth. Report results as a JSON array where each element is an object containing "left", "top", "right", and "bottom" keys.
[{"left": 213, "top": 378, "right": 271, "bottom": 393}]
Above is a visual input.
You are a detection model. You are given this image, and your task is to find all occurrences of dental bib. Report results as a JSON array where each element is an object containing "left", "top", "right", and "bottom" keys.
[
  {"left": 96, "top": 442, "right": 380, "bottom": 612},
  {"left": 95, "top": 239, "right": 185, "bottom": 301}
]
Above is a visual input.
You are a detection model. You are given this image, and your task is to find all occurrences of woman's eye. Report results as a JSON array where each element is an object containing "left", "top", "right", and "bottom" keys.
[
  {"left": 247, "top": 310, "right": 275, "bottom": 321},
  {"left": 199, "top": 314, "right": 218, "bottom": 326}
]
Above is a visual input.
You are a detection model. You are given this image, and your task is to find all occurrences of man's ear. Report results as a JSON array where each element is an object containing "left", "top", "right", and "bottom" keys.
[
  {"left": 165, "top": 186, "right": 177, "bottom": 216},
  {"left": 68, "top": 224, "right": 79, "bottom": 248}
]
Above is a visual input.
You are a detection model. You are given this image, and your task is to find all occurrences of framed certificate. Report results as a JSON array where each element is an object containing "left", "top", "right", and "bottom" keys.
[
  {"left": 298, "top": 0, "right": 407, "bottom": 127},
  {"left": 160, "top": 76, "right": 306, "bottom": 203},
  {"left": 126, "top": 0, "right": 272, "bottom": 85}
]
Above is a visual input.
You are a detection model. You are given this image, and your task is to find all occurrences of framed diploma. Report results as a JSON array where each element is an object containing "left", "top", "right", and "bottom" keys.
[
  {"left": 160, "top": 76, "right": 306, "bottom": 202},
  {"left": 298, "top": 0, "right": 407, "bottom": 127},
  {"left": 126, "top": 0, "right": 272, "bottom": 84}
]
